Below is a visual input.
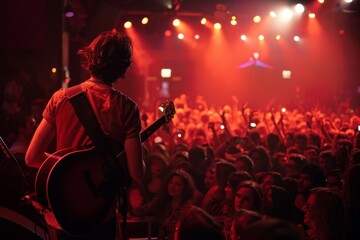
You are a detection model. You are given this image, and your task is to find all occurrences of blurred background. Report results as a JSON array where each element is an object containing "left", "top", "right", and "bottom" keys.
[{"left": 0, "top": 0, "right": 359, "bottom": 109}]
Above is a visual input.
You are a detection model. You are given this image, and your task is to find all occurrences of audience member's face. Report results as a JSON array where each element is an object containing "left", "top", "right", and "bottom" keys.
[
  {"left": 224, "top": 182, "right": 234, "bottom": 201},
  {"left": 260, "top": 175, "right": 275, "bottom": 197},
  {"left": 319, "top": 157, "right": 335, "bottom": 173},
  {"left": 234, "top": 187, "right": 254, "bottom": 212},
  {"left": 278, "top": 155, "right": 288, "bottom": 169},
  {"left": 297, "top": 173, "right": 313, "bottom": 193},
  {"left": 326, "top": 176, "right": 342, "bottom": 193},
  {"left": 304, "top": 150, "right": 318, "bottom": 165},
  {"left": 303, "top": 193, "right": 316, "bottom": 229},
  {"left": 168, "top": 176, "right": 185, "bottom": 200},
  {"left": 285, "top": 159, "right": 300, "bottom": 177},
  {"left": 151, "top": 159, "right": 165, "bottom": 176},
  {"left": 204, "top": 167, "right": 216, "bottom": 190},
  {"left": 234, "top": 160, "right": 247, "bottom": 172}
]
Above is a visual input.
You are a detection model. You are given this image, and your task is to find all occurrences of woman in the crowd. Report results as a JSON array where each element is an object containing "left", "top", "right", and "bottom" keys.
[
  {"left": 201, "top": 161, "right": 237, "bottom": 216},
  {"left": 343, "top": 163, "right": 360, "bottom": 240},
  {"left": 233, "top": 180, "right": 263, "bottom": 214},
  {"left": 141, "top": 153, "right": 169, "bottom": 202},
  {"left": 175, "top": 205, "right": 225, "bottom": 240},
  {"left": 223, "top": 171, "right": 253, "bottom": 215},
  {"left": 262, "top": 185, "right": 296, "bottom": 223},
  {"left": 259, "top": 171, "right": 284, "bottom": 197},
  {"left": 302, "top": 187, "right": 346, "bottom": 240},
  {"left": 294, "top": 164, "right": 326, "bottom": 224},
  {"left": 138, "top": 169, "right": 196, "bottom": 240},
  {"left": 227, "top": 209, "right": 262, "bottom": 240}
]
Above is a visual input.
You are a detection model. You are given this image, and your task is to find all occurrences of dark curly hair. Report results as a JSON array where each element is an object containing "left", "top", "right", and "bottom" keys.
[{"left": 77, "top": 31, "right": 132, "bottom": 84}]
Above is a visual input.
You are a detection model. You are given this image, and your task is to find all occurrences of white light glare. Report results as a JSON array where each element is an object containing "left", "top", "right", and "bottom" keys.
[
  {"left": 141, "top": 17, "right": 149, "bottom": 24},
  {"left": 282, "top": 8, "right": 293, "bottom": 19},
  {"left": 173, "top": 19, "right": 180, "bottom": 27},
  {"left": 308, "top": 13, "right": 316, "bottom": 18},
  {"left": 214, "top": 23, "right": 222, "bottom": 30},
  {"left": 124, "top": 21, "right": 132, "bottom": 29},
  {"left": 240, "top": 35, "right": 247, "bottom": 41},
  {"left": 269, "top": 11, "right": 277, "bottom": 18},
  {"left": 295, "top": 4, "right": 305, "bottom": 14},
  {"left": 253, "top": 15, "right": 261, "bottom": 23},
  {"left": 294, "top": 36, "right": 300, "bottom": 41},
  {"left": 178, "top": 33, "right": 184, "bottom": 39}
]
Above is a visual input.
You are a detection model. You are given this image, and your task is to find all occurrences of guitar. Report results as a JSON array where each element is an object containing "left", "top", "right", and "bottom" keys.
[
  {"left": 0, "top": 136, "right": 30, "bottom": 197},
  {"left": 35, "top": 101, "right": 175, "bottom": 236}
]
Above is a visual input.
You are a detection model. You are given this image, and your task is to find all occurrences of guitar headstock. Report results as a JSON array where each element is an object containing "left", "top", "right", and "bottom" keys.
[{"left": 160, "top": 101, "right": 176, "bottom": 123}]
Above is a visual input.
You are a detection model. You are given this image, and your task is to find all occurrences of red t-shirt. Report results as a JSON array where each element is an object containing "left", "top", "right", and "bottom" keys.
[{"left": 43, "top": 81, "right": 141, "bottom": 150}]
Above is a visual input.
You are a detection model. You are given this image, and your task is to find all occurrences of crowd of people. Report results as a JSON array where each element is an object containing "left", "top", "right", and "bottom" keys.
[
  {"left": 0, "top": 34, "right": 359, "bottom": 239},
  {"left": 1, "top": 82, "right": 360, "bottom": 240},
  {"left": 121, "top": 93, "right": 360, "bottom": 240}
]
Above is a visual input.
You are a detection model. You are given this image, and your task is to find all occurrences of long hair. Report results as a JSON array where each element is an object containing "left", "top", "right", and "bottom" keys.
[
  {"left": 177, "top": 206, "right": 225, "bottom": 240},
  {"left": 235, "top": 180, "right": 263, "bottom": 213},
  {"left": 311, "top": 187, "right": 346, "bottom": 240},
  {"left": 267, "top": 186, "right": 296, "bottom": 222},
  {"left": 77, "top": 31, "right": 132, "bottom": 83},
  {"left": 155, "top": 169, "right": 195, "bottom": 208}
]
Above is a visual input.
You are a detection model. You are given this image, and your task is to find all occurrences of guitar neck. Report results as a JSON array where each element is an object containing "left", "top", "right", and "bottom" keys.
[
  {"left": 0, "top": 136, "right": 16, "bottom": 162},
  {"left": 140, "top": 115, "right": 167, "bottom": 143},
  {"left": 0, "top": 136, "right": 30, "bottom": 193}
]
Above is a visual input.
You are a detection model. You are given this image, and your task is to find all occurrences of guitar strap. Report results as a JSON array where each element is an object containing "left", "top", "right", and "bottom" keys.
[{"left": 65, "top": 85, "right": 129, "bottom": 240}]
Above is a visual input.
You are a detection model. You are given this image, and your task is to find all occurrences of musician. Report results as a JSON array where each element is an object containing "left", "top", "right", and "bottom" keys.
[{"left": 25, "top": 30, "right": 145, "bottom": 239}]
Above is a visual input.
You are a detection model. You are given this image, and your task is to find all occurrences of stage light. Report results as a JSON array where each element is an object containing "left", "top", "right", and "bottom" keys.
[
  {"left": 253, "top": 15, "right": 261, "bottom": 23},
  {"left": 65, "top": 11, "right": 74, "bottom": 18},
  {"left": 161, "top": 68, "right": 172, "bottom": 78},
  {"left": 201, "top": 18, "right": 207, "bottom": 25},
  {"left": 258, "top": 35, "right": 264, "bottom": 41},
  {"left": 164, "top": 30, "right": 172, "bottom": 37},
  {"left": 231, "top": 19, "right": 237, "bottom": 25},
  {"left": 194, "top": 34, "right": 200, "bottom": 40},
  {"left": 173, "top": 19, "right": 180, "bottom": 27},
  {"left": 276, "top": 35, "right": 281, "bottom": 40},
  {"left": 177, "top": 33, "right": 184, "bottom": 39},
  {"left": 281, "top": 107, "right": 286, "bottom": 113},
  {"left": 293, "top": 36, "right": 300, "bottom": 41},
  {"left": 214, "top": 23, "right": 222, "bottom": 30},
  {"left": 141, "top": 17, "right": 149, "bottom": 25},
  {"left": 124, "top": 21, "right": 132, "bottom": 29},
  {"left": 269, "top": 11, "right": 277, "bottom": 18},
  {"left": 240, "top": 34, "right": 247, "bottom": 41},
  {"left": 64, "top": 1, "right": 74, "bottom": 18},
  {"left": 308, "top": 13, "right": 316, "bottom": 18},
  {"left": 282, "top": 8, "right": 293, "bottom": 20},
  {"left": 282, "top": 70, "right": 291, "bottom": 79},
  {"left": 318, "top": 0, "right": 325, "bottom": 3},
  {"left": 295, "top": 4, "right": 305, "bottom": 14},
  {"left": 51, "top": 68, "right": 57, "bottom": 73}
]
